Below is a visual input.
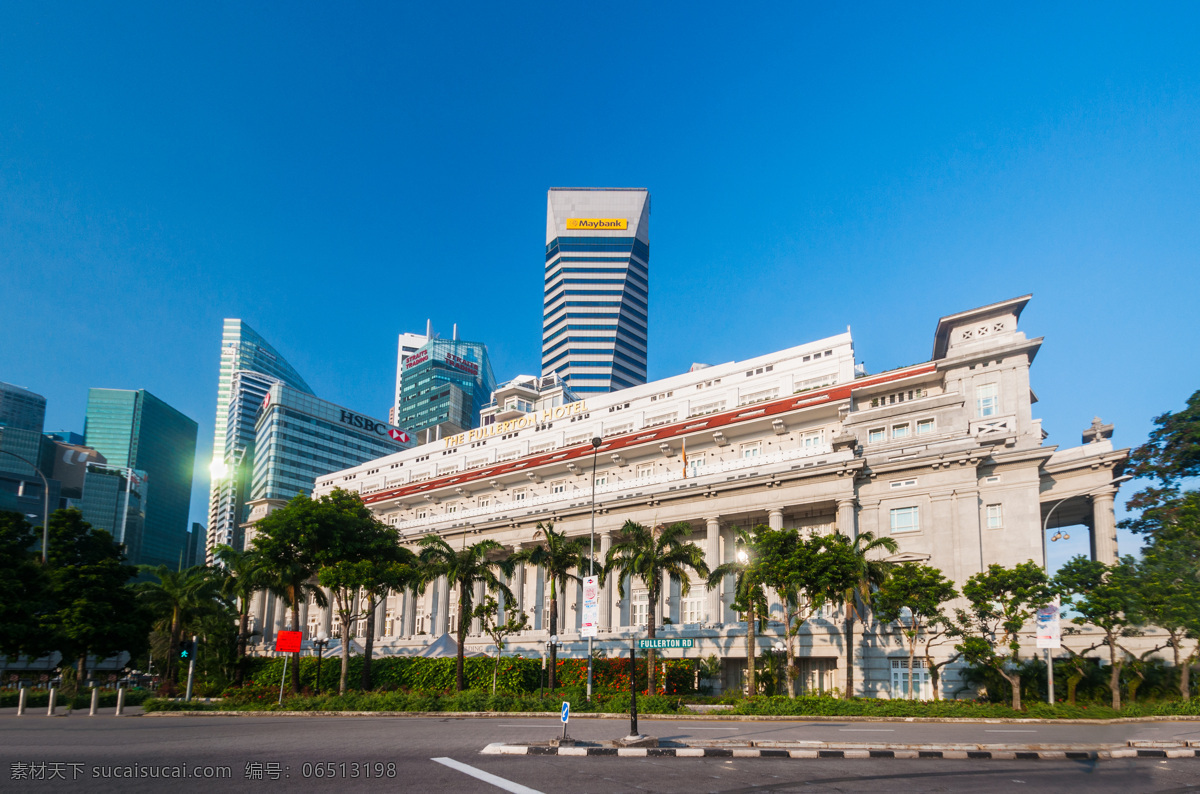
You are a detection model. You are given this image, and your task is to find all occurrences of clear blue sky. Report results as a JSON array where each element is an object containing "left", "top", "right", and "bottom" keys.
[{"left": 2, "top": 3, "right": 1197, "bottom": 569}]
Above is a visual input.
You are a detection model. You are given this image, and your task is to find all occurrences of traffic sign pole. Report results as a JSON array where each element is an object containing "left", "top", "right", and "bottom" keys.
[
  {"left": 561, "top": 701, "right": 570, "bottom": 742},
  {"left": 629, "top": 639, "right": 638, "bottom": 738}
]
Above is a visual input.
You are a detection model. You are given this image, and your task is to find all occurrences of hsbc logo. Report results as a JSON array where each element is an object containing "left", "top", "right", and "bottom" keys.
[
  {"left": 339, "top": 410, "right": 410, "bottom": 444},
  {"left": 388, "top": 429, "right": 410, "bottom": 443}
]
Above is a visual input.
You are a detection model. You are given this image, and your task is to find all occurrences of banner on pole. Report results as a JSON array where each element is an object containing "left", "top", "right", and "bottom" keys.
[
  {"left": 580, "top": 576, "right": 599, "bottom": 638},
  {"left": 1036, "top": 601, "right": 1061, "bottom": 649},
  {"left": 275, "top": 631, "right": 303, "bottom": 653}
]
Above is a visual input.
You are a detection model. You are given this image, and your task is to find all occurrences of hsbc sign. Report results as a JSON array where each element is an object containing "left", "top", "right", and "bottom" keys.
[{"left": 339, "top": 410, "right": 409, "bottom": 443}]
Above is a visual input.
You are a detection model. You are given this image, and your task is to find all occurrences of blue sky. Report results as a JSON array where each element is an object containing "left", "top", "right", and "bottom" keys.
[{"left": 2, "top": 3, "right": 1197, "bottom": 568}]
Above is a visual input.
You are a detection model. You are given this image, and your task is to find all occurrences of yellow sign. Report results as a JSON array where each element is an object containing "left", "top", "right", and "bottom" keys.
[
  {"left": 443, "top": 401, "right": 589, "bottom": 449},
  {"left": 566, "top": 218, "right": 627, "bottom": 230}
]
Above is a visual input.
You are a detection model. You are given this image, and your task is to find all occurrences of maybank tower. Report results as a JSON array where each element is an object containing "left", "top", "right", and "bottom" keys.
[{"left": 542, "top": 188, "right": 649, "bottom": 394}]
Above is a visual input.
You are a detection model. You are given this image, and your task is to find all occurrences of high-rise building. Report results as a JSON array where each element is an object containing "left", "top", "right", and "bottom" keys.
[
  {"left": 396, "top": 335, "right": 496, "bottom": 443},
  {"left": 206, "top": 320, "right": 313, "bottom": 557},
  {"left": 0, "top": 382, "right": 58, "bottom": 526},
  {"left": 250, "top": 383, "right": 413, "bottom": 508},
  {"left": 77, "top": 462, "right": 146, "bottom": 559},
  {"left": 542, "top": 188, "right": 650, "bottom": 394},
  {"left": 391, "top": 327, "right": 430, "bottom": 425},
  {"left": 84, "top": 388, "right": 198, "bottom": 568},
  {"left": 0, "top": 381, "right": 47, "bottom": 432}
]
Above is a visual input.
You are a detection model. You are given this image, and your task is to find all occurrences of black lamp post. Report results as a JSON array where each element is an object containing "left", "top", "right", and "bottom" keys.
[{"left": 312, "top": 631, "right": 330, "bottom": 695}]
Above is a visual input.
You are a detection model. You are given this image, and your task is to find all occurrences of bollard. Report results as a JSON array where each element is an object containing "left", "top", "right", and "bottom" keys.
[
  {"left": 17, "top": 687, "right": 27, "bottom": 716},
  {"left": 47, "top": 687, "right": 57, "bottom": 716},
  {"left": 90, "top": 688, "right": 99, "bottom": 716},
  {"left": 115, "top": 687, "right": 125, "bottom": 716}
]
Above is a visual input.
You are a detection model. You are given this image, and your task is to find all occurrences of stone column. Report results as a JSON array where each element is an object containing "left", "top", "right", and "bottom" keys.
[
  {"left": 272, "top": 596, "right": 288, "bottom": 635},
  {"left": 511, "top": 545, "right": 526, "bottom": 629},
  {"left": 299, "top": 598, "right": 309, "bottom": 637},
  {"left": 402, "top": 589, "right": 416, "bottom": 637},
  {"left": 435, "top": 576, "right": 450, "bottom": 635},
  {"left": 767, "top": 509, "right": 784, "bottom": 530},
  {"left": 706, "top": 517, "right": 722, "bottom": 625},
  {"left": 837, "top": 497, "right": 858, "bottom": 539},
  {"left": 374, "top": 592, "right": 388, "bottom": 638},
  {"left": 470, "top": 581, "right": 484, "bottom": 636},
  {"left": 250, "top": 589, "right": 268, "bottom": 641},
  {"left": 1091, "top": 490, "right": 1119, "bottom": 565},
  {"left": 599, "top": 532, "right": 614, "bottom": 632},
  {"left": 321, "top": 588, "right": 334, "bottom": 638}
]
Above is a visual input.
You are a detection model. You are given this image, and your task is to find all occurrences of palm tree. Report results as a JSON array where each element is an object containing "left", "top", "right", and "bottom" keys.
[
  {"left": 213, "top": 545, "right": 269, "bottom": 685},
  {"left": 511, "top": 522, "right": 587, "bottom": 692},
  {"left": 706, "top": 526, "right": 767, "bottom": 696},
  {"left": 136, "top": 564, "right": 225, "bottom": 689},
  {"left": 257, "top": 557, "right": 328, "bottom": 694},
  {"left": 602, "top": 520, "right": 709, "bottom": 695},
  {"left": 418, "top": 535, "right": 514, "bottom": 692},
  {"left": 831, "top": 531, "right": 898, "bottom": 697}
]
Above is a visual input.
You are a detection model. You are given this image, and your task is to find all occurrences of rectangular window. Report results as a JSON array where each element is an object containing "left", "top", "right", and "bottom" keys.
[
  {"left": 594, "top": 474, "right": 607, "bottom": 487},
  {"left": 682, "top": 597, "right": 704, "bottom": 625},
  {"left": 447, "top": 504, "right": 458, "bottom": 514},
  {"left": 977, "top": 383, "right": 999, "bottom": 417},
  {"left": 687, "top": 452, "right": 705, "bottom": 477},
  {"left": 986, "top": 503, "right": 1003, "bottom": 529},
  {"left": 477, "top": 496, "right": 490, "bottom": 508},
  {"left": 631, "top": 592, "right": 649, "bottom": 627},
  {"left": 801, "top": 430, "right": 823, "bottom": 450},
  {"left": 416, "top": 509, "right": 428, "bottom": 520},
  {"left": 635, "top": 463, "right": 654, "bottom": 479},
  {"left": 892, "top": 423, "right": 910, "bottom": 440},
  {"left": 513, "top": 489, "right": 527, "bottom": 502},
  {"left": 890, "top": 658, "right": 931, "bottom": 699},
  {"left": 916, "top": 418, "right": 935, "bottom": 435},
  {"left": 741, "top": 442, "right": 762, "bottom": 459},
  {"left": 868, "top": 428, "right": 885, "bottom": 444},
  {"left": 551, "top": 480, "right": 566, "bottom": 494},
  {"left": 889, "top": 506, "right": 920, "bottom": 534},
  {"left": 890, "top": 479, "right": 916, "bottom": 489}
]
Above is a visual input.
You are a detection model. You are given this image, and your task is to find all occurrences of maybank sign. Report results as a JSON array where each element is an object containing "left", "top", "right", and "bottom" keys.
[
  {"left": 566, "top": 218, "right": 627, "bottom": 230},
  {"left": 443, "top": 400, "right": 588, "bottom": 448}
]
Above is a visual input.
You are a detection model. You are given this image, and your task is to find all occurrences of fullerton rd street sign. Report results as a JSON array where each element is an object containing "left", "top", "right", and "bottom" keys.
[{"left": 637, "top": 638, "right": 694, "bottom": 650}]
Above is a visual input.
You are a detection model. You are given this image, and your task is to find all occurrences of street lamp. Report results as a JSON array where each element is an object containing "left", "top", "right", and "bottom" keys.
[
  {"left": 586, "top": 436, "right": 601, "bottom": 701},
  {"left": 312, "top": 631, "right": 329, "bottom": 695},
  {"left": 0, "top": 449, "right": 51, "bottom": 564}
]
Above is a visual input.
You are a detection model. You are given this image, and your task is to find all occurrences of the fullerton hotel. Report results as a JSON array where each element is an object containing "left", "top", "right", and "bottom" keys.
[{"left": 245, "top": 296, "right": 1129, "bottom": 698}]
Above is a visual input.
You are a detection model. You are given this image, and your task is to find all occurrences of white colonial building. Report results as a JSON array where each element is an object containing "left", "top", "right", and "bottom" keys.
[{"left": 246, "top": 295, "right": 1128, "bottom": 698}]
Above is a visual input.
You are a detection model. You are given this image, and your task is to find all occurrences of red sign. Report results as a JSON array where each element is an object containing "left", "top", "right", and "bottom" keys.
[
  {"left": 274, "top": 631, "right": 303, "bottom": 653},
  {"left": 388, "top": 428, "right": 410, "bottom": 443}
]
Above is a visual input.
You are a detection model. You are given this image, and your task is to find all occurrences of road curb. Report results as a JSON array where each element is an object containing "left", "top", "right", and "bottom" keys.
[
  {"left": 479, "top": 742, "right": 1200, "bottom": 760},
  {"left": 139, "top": 710, "right": 1200, "bottom": 725}
]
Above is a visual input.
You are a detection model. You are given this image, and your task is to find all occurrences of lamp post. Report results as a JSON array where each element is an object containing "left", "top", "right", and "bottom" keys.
[
  {"left": 1039, "top": 473, "right": 1133, "bottom": 705},
  {"left": 586, "top": 436, "right": 601, "bottom": 701},
  {"left": 312, "top": 631, "right": 329, "bottom": 695},
  {"left": 0, "top": 450, "right": 51, "bottom": 564}
]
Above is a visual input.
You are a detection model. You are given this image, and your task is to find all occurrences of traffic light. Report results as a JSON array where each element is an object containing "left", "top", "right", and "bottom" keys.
[{"left": 178, "top": 640, "right": 196, "bottom": 661}]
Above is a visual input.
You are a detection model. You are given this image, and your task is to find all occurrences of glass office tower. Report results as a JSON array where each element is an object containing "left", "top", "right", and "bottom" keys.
[
  {"left": 84, "top": 388, "right": 198, "bottom": 568},
  {"left": 206, "top": 320, "right": 313, "bottom": 557},
  {"left": 542, "top": 188, "right": 650, "bottom": 394},
  {"left": 252, "top": 383, "right": 413, "bottom": 503},
  {"left": 396, "top": 337, "right": 496, "bottom": 443},
  {"left": 0, "top": 382, "right": 58, "bottom": 526}
]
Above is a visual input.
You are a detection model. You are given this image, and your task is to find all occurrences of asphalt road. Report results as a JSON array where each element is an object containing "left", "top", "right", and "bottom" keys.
[{"left": 3, "top": 713, "right": 1198, "bottom": 793}]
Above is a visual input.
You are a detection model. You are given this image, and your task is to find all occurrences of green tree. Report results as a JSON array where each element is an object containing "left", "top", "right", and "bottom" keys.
[
  {"left": 1132, "top": 514, "right": 1200, "bottom": 698},
  {"left": 418, "top": 534, "right": 513, "bottom": 692},
  {"left": 0, "top": 512, "right": 50, "bottom": 662},
  {"left": 137, "top": 563, "right": 226, "bottom": 688},
  {"left": 1121, "top": 389, "right": 1200, "bottom": 538},
  {"left": 874, "top": 562, "right": 958, "bottom": 700},
  {"left": 831, "top": 531, "right": 898, "bottom": 698},
  {"left": 707, "top": 526, "right": 767, "bottom": 695},
  {"left": 472, "top": 595, "right": 529, "bottom": 695},
  {"left": 953, "top": 561, "right": 1051, "bottom": 710},
  {"left": 604, "top": 520, "right": 709, "bottom": 695},
  {"left": 1054, "top": 556, "right": 1140, "bottom": 709},
  {"left": 213, "top": 544, "right": 270, "bottom": 685},
  {"left": 44, "top": 509, "right": 146, "bottom": 683},
  {"left": 511, "top": 522, "right": 587, "bottom": 692}
]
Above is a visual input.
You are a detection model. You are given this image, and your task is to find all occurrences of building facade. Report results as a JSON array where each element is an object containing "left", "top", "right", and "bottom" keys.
[
  {"left": 206, "top": 320, "right": 314, "bottom": 558},
  {"left": 84, "top": 388, "right": 198, "bottom": 569},
  {"left": 542, "top": 188, "right": 650, "bottom": 394},
  {"left": 0, "top": 382, "right": 59, "bottom": 527},
  {"left": 391, "top": 328, "right": 430, "bottom": 426},
  {"left": 248, "top": 382, "right": 413, "bottom": 506},
  {"left": 396, "top": 336, "right": 495, "bottom": 444},
  {"left": 248, "top": 297, "right": 1129, "bottom": 699}
]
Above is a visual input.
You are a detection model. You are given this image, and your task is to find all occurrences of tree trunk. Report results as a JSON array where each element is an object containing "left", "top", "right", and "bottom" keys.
[
  {"left": 492, "top": 653, "right": 500, "bottom": 696},
  {"left": 1183, "top": 648, "right": 1197, "bottom": 702},
  {"left": 235, "top": 608, "right": 250, "bottom": 686},
  {"left": 1002, "top": 668, "right": 1022, "bottom": 710},
  {"left": 290, "top": 591, "right": 301, "bottom": 695},
  {"left": 548, "top": 586, "right": 558, "bottom": 692},
  {"left": 784, "top": 604, "right": 796, "bottom": 698},
  {"left": 928, "top": 658, "right": 942, "bottom": 701},
  {"left": 338, "top": 615, "right": 352, "bottom": 696},
  {"left": 907, "top": 635, "right": 916, "bottom": 700},
  {"left": 843, "top": 614, "right": 855, "bottom": 698},
  {"left": 361, "top": 594, "right": 377, "bottom": 691},
  {"left": 646, "top": 580, "right": 657, "bottom": 696},
  {"left": 456, "top": 582, "right": 468, "bottom": 692},
  {"left": 745, "top": 600, "right": 755, "bottom": 696},
  {"left": 1108, "top": 635, "right": 1121, "bottom": 710}
]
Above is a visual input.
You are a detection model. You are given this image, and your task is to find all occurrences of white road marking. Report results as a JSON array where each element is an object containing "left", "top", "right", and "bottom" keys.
[
  {"left": 432, "top": 757, "right": 544, "bottom": 794},
  {"left": 838, "top": 729, "right": 895, "bottom": 732},
  {"left": 684, "top": 727, "right": 738, "bottom": 730},
  {"left": 496, "top": 723, "right": 561, "bottom": 727},
  {"left": 986, "top": 730, "right": 1038, "bottom": 733}
]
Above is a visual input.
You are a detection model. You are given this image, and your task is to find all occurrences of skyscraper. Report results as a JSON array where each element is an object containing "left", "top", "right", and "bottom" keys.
[
  {"left": 84, "top": 388, "right": 198, "bottom": 568},
  {"left": 542, "top": 188, "right": 650, "bottom": 394},
  {"left": 0, "top": 381, "right": 47, "bottom": 432},
  {"left": 391, "top": 327, "right": 430, "bottom": 425},
  {"left": 396, "top": 335, "right": 495, "bottom": 443},
  {"left": 0, "top": 382, "right": 58, "bottom": 526},
  {"left": 206, "top": 320, "right": 313, "bottom": 557}
]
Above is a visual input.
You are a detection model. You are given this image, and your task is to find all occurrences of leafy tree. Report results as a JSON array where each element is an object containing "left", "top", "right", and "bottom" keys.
[
  {"left": 1054, "top": 556, "right": 1141, "bottom": 709},
  {"left": 953, "top": 561, "right": 1051, "bottom": 710},
  {"left": 0, "top": 512, "right": 50, "bottom": 661},
  {"left": 44, "top": 509, "right": 147, "bottom": 683},
  {"left": 511, "top": 522, "right": 586, "bottom": 692},
  {"left": 1131, "top": 515, "right": 1200, "bottom": 698},
  {"left": 137, "top": 564, "right": 226, "bottom": 688},
  {"left": 472, "top": 595, "right": 529, "bottom": 695},
  {"left": 1122, "top": 390, "right": 1200, "bottom": 538},
  {"left": 604, "top": 520, "right": 709, "bottom": 696},
  {"left": 213, "top": 544, "right": 270, "bottom": 685},
  {"left": 706, "top": 526, "right": 768, "bottom": 695},
  {"left": 874, "top": 563, "right": 958, "bottom": 700},
  {"left": 830, "top": 531, "right": 898, "bottom": 697},
  {"left": 418, "top": 534, "right": 513, "bottom": 692}
]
